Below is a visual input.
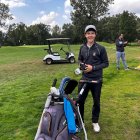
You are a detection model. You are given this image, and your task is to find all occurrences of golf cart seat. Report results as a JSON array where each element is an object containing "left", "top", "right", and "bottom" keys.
[
  {"left": 52, "top": 52, "right": 60, "bottom": 56},
  {"left": 44, "top": 48, "right": 60, "bottom": 56}
]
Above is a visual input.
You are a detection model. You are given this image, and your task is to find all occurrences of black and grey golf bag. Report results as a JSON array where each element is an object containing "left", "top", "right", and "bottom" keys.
[{"left": 34, "top": 77, "right": 84, "bottom": 140}]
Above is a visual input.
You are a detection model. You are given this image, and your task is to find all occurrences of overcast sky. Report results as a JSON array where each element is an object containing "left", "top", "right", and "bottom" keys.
[{"left": 1, "top": 0, "right": 140, "bottom": 29}]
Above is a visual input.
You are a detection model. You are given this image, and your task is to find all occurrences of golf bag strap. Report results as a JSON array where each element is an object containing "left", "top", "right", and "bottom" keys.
[
  {"left": 63, "top": 94, "right": 83, "bottom": 129},
  {"left": 64, "top": 97, "right": 76, "bottom": 134}
]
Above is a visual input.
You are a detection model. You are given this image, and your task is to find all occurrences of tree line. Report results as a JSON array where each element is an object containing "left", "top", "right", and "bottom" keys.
[{"left": 0, "top": 1, "right": 140, "bottom": 46}]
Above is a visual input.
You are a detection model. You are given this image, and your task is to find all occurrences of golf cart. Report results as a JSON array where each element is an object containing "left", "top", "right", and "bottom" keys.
[{"left": 43, "top": 38, "right": 75, "bottom": 64}]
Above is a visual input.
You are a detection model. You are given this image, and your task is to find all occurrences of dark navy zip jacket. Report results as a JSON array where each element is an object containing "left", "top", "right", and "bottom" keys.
[
  {"left": 78, "top": 42, "right": 109, "bottom": 81},
  {"left": 115, "top": 38, "right": 126, "bottom": 52}
]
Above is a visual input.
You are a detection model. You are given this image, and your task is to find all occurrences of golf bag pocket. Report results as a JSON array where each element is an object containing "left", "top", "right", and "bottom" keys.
[
  {"left": 41, "top": 112, "right": 52, "bottom": 136},
  {"left": 55, "top": 126, "right": 81, "bottom": 140},
  {"left": 55, "top": 126, "right": 69, "bottom": 140},
  {"left": 37, "top": 134, "right": 51, "bottom": 140}
]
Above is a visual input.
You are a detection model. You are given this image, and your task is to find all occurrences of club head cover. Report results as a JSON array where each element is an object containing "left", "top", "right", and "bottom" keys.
[
  {"left": 64, "top": 79, "right": 78, "bottom": 95},
  {"left": 59, "top": 77, "right": 71, "bottom": 95}
]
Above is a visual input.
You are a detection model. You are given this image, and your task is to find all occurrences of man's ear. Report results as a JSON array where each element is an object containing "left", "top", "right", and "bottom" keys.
[
  {"left": 84, "top": 33, "right": 86, "bottom": 37},
  {"left": 95, "top": 32, "right": 97, "bottom": 37}
]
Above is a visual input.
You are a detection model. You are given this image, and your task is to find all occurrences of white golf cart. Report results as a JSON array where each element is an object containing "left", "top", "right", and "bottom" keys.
[{"left": 43, "top": 38, "right": 75, "bottom": 64}]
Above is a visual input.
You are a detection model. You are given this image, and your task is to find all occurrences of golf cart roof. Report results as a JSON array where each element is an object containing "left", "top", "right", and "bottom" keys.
[{"left": 46, "top": 38, "right": 70, "bottom": 41}]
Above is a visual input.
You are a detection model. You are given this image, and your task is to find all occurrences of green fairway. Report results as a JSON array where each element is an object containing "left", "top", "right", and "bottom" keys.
[{"left": 0, "top": 43, "right": 140, "bottom": 140}]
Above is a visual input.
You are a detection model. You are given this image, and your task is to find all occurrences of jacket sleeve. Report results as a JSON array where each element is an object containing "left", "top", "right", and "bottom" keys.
[
  {"left": 116, "top": 39, "right": 126, "bottom": 47},
  {"left": 78, "top": 46, "right": 83, "bottom": 64},
  {"left": 93, "top": 47, "right": 109, "bottom": 71},
  {"left": 116, "top": 39, "right": 122, "bottom": 47}
]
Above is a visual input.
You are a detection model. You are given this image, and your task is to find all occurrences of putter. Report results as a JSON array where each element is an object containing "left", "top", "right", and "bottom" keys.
[{"left": 77, "top": 83, "right": 88, "bottom": 140}]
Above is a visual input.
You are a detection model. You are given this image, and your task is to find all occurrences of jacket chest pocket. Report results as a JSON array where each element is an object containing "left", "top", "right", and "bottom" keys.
[{"left": 92, "top": 50, "right": 99, "bottom": 60}]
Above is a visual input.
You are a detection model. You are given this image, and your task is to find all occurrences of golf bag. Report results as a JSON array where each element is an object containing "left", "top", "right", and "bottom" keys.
[
  {"left": 34, "top": 77, "right": 82, "bottom": 140},
  {"left": 36, "top": 104, "right": 71, "bottom": 140}
]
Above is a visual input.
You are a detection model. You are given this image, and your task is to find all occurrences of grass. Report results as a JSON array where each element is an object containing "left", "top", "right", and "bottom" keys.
[{"left": 0, "top": 43, "right": 140, "bottom": 140}]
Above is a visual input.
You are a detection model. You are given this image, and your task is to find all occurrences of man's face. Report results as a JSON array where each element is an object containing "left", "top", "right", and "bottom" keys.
[
  {"left": 119, "top": 34, "right": 124, "bottom": 39},
  {"left": 85, "top": 31, "right": 96, "bottom": 43}
]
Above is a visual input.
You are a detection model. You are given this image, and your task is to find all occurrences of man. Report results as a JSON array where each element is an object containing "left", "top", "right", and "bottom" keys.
[
  {"left": 77, "top": 25, "right": 109, "bottom": 132},
  {"left": 115, "top": 34, "right": 129, "bottom": 70}
]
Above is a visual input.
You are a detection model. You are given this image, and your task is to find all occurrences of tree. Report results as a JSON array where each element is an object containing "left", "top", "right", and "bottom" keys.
[
  {"left": 95, "top": 11, "right": 138, "bottom": 42},
  {"left": 118, "top": 11, "right": 137, "bottom": 42},
  {"left": 4, "top": 23, "right": 51, "bottom": 45},
  {"left": 0, "top": 2, "right": 13, "bottom": 27},
  {"left": 70, "top": 0, "right": 114, "bottom": 42},
  {"left": 136, "top": 18, "right": 140, "bottom": 40},
  {"left": 0, "top": 31, "right": 4, "bottom": 46},
  {"left": 61, "top": 24, "right": 74, "bottom": 38},
  {"left": 4, "top": 23, "right": 27, "bottom": 46},
  {"left": 51, "top": 25, "right": 61, "bottom": 38},
  {"left": 26, "top": 24, "right": 51, "bottom": 45},
  {"left": 97, "top": 15, "right": 119, "bottom": 42},
  {"left": 5, "top": 24, "right": 17, "bottom": 45}
]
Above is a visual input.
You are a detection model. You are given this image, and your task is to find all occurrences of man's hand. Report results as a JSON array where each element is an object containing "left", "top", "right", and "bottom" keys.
[
  {"left": 124, "top": 41, "right": 128, "bottom": 44},
  {"left": 83, "top": 64, "right": 93, "bottom": 73}
]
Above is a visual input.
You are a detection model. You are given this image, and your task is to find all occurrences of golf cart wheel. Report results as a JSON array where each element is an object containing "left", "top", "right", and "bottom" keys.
[
  {"left": 69, "top": 57, "right": 75, "bottom": 63},
  {"left": 46, "top": 58, "right": 52, "bottom": 65}
]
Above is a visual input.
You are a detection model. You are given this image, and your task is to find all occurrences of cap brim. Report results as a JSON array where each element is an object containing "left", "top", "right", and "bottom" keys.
[{"left": 85, "top": 28, "right": 96, "bottom": 33}]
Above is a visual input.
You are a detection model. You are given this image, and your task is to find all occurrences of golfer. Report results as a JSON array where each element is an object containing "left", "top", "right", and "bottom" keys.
[
  {"left": 77, "top": 25, "right": 109, "bottom": 132},
  {"left": 115, "top": 34, "right": 129, "bottom": 70}
]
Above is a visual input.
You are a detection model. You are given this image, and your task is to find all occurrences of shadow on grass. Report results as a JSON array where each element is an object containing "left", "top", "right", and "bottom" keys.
[{"left": 124, "top": 93, "right": 140, "bottom": 98}]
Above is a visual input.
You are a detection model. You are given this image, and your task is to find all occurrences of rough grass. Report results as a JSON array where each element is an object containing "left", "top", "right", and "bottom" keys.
[{"left": 0, "top": 44, "right": 140, "bottom": 140}]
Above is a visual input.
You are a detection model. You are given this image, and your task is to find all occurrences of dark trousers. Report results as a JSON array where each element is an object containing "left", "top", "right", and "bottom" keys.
[{"left": 78, "top": 82, "right": 102, "bottom": 123}]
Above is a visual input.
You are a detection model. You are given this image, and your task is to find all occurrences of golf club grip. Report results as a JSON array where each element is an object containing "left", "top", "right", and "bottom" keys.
[{"left": 52, "top": 78, "right": 57, "bottom": 87}]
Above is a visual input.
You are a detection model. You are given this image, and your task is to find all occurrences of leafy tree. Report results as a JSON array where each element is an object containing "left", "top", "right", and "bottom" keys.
[
  {"left": 61, "top": 23, "right": 75, "bottom": 40},
  {"left": 118, "top": 11, "right": 137, "bottom": 42},
  {"left": 97, "top": 15, "right": 119, "bottom": 42},
  {"left": 51, "top": 25, "right": 61, "bottom": 38},
  {"left": 37, "top": 23, "right": 51, "bottom": 44},
  {"left": 70, "top": 0, "right": 114, "bottom": 42},
  {"left": 4, "top": 23, "right": 51, "bottom": 45},
  {"left": 0, "top": 31, "right": 4, "bottom": 46},
  {"left": 136, "top": 18, "right": 140, "bottom": 40},
  {"left": 96, "top": 11, "right": 138, "bottom": 42},
  {"left": 26, "top": 24, "right": 51, "bottom": 45},
  {"left": 15, "top": 22, "right": 27, "bottom": 45},
  {"left": 4, "top": 24, "right": 17, "bottom": 45},
  {"left": 4, "top": 23, "right": 27, "bottom": 46},
  {"left": 0, "top": 2, "right": 13, "bottom": 27}
]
